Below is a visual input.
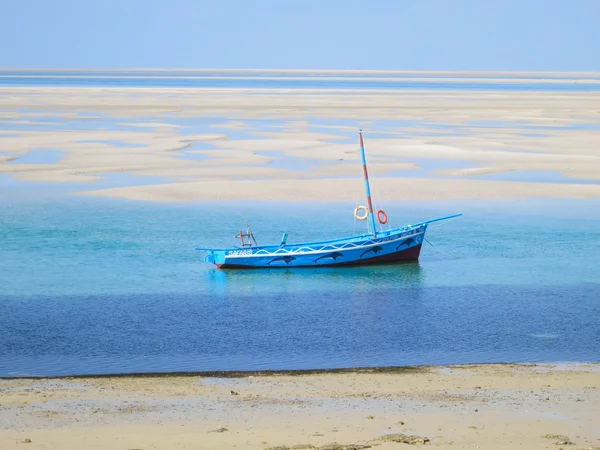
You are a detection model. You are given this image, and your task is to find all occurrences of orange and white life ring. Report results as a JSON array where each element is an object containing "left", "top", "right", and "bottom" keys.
[
  {"left": 353, "top": 205, "right": 368, "bottom": 220},
  {"left": 376, "top": 209, "right": 388, "bottom": 224}
]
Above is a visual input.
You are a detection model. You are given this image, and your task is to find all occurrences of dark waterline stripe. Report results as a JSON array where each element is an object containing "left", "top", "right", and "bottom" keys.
[{"left": 4, "top": 361, "right": 597, "bottom": 380}]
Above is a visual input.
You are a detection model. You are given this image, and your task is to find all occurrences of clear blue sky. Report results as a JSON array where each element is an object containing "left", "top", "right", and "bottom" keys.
[{"left": 2, "top": 0, "right": 599, "bottom": 70}]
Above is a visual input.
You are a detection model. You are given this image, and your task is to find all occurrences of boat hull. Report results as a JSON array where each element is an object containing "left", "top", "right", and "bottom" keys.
[
  {"left": 218, "top": 244, "right": 422, "bottom": 269},
  {"left": 202, "top": 225, "right": 427, "bottom": 269}
]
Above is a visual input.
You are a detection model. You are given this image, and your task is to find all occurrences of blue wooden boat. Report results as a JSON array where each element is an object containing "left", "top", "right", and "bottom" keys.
[{"left": 197, "top": 131, "right": 461, "bottom": 269}]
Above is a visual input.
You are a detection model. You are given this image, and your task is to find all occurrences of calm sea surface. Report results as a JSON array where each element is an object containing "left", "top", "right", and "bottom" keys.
[
  {"left": 1, "top": 193, "right": 599, "bottom": 377},
  {"left": 1, "top": 70, "right": 600, "bottom": 91}
]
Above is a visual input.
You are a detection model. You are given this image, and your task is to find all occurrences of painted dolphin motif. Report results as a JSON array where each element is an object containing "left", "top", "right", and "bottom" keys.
[
  {"left": 314, "top": 252, "right": 344, "bottom": 263},
  {"left": 396, "top": 237, "right": 415, "bottom": 251},
  {"left": 267, "top": 256, "right": 296, "bottom": 265},
  {"left": 360, "top": 245, "right": 383, "bottom": 259}
]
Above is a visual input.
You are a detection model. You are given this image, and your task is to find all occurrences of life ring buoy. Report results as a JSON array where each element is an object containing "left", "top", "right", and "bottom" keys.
[
  {"left": 376, "top": 209, "right": 388, "bottom": 224},
  {"left": 354, "top": 205, "right": 368, "bottom": 220}
]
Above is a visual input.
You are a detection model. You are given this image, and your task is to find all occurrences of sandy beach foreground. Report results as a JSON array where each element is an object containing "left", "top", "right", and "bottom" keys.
[{"left": 1, "top": 364, "right": 598, "bottom": 450}]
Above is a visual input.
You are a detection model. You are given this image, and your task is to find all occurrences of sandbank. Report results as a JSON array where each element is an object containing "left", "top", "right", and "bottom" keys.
[
  {"left": 1, "top": 87, "right": 599, "bottom": 201},
  {"left": 84, "top": 177, "right": 600, "bottom": 202}
]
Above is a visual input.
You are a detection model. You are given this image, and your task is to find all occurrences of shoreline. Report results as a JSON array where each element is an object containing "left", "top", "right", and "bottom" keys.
[
  {"left": 2, "top": 361, "right": 599, "bottom": 381},
  {"left": 0, "top": 360, "right": 588, "bottom": 380}
]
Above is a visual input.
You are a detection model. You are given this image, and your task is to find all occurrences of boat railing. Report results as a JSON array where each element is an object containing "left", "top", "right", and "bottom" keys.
[{"left": 196, "top": 213, "right": 461, "bottom": 253}]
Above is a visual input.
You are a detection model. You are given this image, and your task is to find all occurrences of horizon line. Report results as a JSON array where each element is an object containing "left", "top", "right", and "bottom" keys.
[{"left": 1, "top": 68, "right": 600, "bottom": 76}]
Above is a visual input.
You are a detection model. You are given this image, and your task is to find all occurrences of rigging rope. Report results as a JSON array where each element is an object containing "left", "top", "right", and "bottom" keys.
[
  {"left": 426, "top": 216, "right": 460, "bottom": 228},
  {"left": 368, "top": 161, "right": 391, "bottom": 233}
]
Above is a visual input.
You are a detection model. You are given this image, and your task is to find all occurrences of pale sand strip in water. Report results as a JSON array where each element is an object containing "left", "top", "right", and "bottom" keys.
[
  {"left": 2, "top": 68, "right": 600, "bottom": 76},
  {"left": 1, "top": 87, "right": 599, "bottom": 200},
  {"left": 0, "top": 363, "right": 598, "bottom": 450},
  {"left": 85, "top": 178, "right": 600, "bottom": 202},
  {"left": 4, "top": 75, "right": 600, "bottom": 83}
]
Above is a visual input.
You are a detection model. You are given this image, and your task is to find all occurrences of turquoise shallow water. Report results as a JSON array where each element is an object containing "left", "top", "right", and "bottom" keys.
[{"left": 1, "top": 194, "right": 599, "bottom": 376}]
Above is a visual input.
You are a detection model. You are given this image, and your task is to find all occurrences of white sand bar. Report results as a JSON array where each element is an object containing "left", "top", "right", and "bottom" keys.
[{"left": 1, "top": 86, "right": 599, "bottom": 201}]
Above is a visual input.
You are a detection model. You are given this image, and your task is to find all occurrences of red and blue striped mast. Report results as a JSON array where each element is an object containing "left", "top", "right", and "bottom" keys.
[{"left": 359, "top": 130, "right": 377, "bottom": 238}]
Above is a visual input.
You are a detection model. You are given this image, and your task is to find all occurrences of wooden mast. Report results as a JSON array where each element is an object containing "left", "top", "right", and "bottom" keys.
[{"left": 359, "top": 130, "right": 377, "bottom": 237}]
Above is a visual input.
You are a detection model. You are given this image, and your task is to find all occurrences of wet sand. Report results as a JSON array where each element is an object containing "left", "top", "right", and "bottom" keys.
[
  {"left": 1, "top": 86, "right": 600, "bottom": 201},
  {"left": 1, "top": 363, "right": 599, "bottom": 449}
]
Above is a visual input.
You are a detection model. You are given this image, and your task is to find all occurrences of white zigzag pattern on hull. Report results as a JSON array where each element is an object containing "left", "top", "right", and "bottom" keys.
[{"left": 227, "top": 230, "right": 425, "bottom": 259}]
